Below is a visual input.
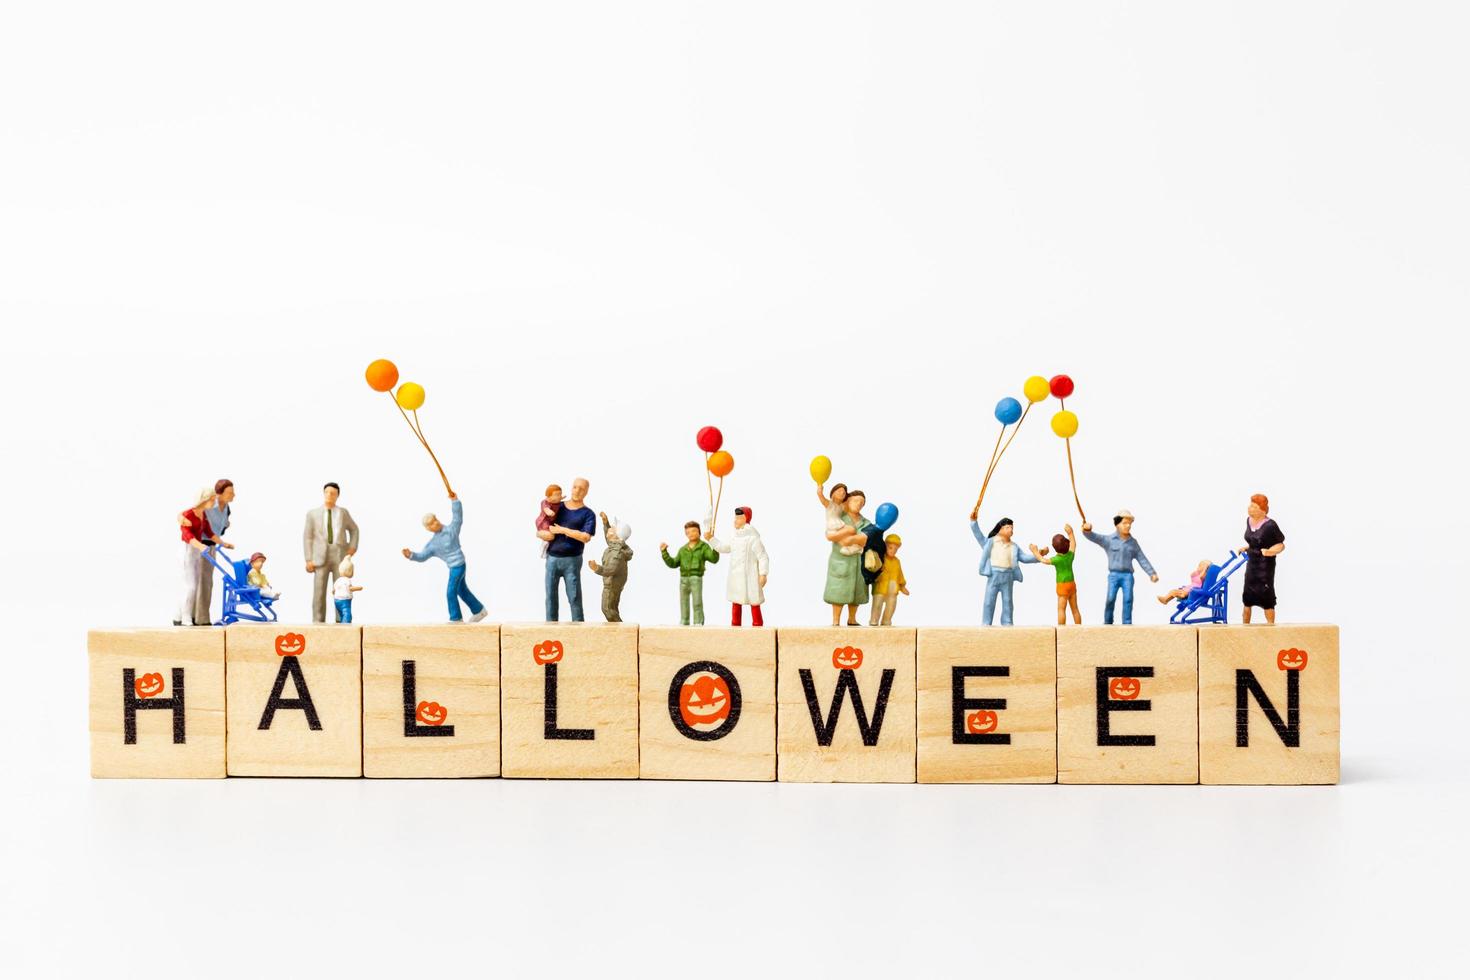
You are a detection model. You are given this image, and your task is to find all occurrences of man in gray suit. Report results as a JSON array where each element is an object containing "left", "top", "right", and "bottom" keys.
[{"left": 304, "top": 482, "right": 360, "bottom": 622}]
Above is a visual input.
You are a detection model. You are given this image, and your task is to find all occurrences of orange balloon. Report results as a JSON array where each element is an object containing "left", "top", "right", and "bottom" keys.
[
  {"left": 365, "top": 359, "right": 399, "bottom": 392},
  {"left": 707, "top": 451, "right": 734, "bottom": 477}
]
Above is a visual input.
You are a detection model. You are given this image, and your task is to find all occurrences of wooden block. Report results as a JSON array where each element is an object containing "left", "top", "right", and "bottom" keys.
[
  {"left": 1198, "top": 625, "right": 1339, "bottom": 784},
  {"left": 88, "top": 629, "right": 226, "bottom": 778},
  {"left": 776, "top": 627, "right": 916, "bottom": 783},
  {"left": 916, "top": 627, "right": 1056, "bottom": 783},
  {"left": 226, "top": 625, "right": 362, "bottom": 777},
  {"left": 1057, "top": 626, "right": 1198, "bottom": 784},
  {"left": 362, "top": 624, "right": 501, "bottom": 778},
  {"left": 637, "top": 626, "right": 776, "bottom": 781},
  {"left": 500, "top": 623, "right": 638, "bottom": 778}
]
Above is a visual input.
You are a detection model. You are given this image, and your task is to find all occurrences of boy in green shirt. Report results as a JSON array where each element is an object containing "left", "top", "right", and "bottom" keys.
[
  {"left": 1030, "top": 523, "right": 1081, "bottom": 625},
  {"left": 660, "top": 521, "right": 720, "bottom": 625}
]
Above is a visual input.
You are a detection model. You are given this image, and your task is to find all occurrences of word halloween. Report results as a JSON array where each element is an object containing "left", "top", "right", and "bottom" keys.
[{"left": 88, "top": 623, "right": 1339, "bottom": 784}]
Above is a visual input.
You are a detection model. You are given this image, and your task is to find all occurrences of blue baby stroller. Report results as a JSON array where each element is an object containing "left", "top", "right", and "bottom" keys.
[
  {"left": 201, "top": 548, "right": 278, "bottom": 626},
  {"left": 1168, "top": 550, "right": 1249, "bottom": 625}
]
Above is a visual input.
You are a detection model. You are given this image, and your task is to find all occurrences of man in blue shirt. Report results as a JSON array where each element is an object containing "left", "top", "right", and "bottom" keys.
[
  {"left": 402, "top": 491, "right": 487, "bottom": 623},
  {"left": 1082, "top": 509, "right": 1159, "bottom": 625},
  {"left": 544, "top": 477, "right": 596, "bottom": 621}
]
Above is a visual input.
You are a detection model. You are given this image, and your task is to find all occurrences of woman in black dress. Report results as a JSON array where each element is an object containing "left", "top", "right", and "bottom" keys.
[{"left": 1241, "top": 493, "right": 1285, "bottom": 623}]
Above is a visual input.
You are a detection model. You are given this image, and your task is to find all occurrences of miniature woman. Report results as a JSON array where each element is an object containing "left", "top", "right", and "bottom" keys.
[
  {"left": 588, "top": 511, "right": 633, "bottom": 623},
  {"left": 706, "top": 505, "right": 769, "bottom": 626},
  {"left": 824, "top": 490, "right": 873, "bottom": 626},
  {"left": 970, "top": 511, "right": 1040, "bottom": 626},
  {"left": 817, "top": 482, "right": 866, "bottom": 555},
  {"left": 176, "top": 486, "right": 234, "bottom": 626},
  {"left": 1031, "top": 523, "right": 1080, "bottom": 625},
  {"left": 1241, "top": 493, "right": 1286, "bottom": 624}
]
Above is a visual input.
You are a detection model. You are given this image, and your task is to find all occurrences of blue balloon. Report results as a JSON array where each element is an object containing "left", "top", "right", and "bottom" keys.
[
  {"left": 994, "top": 397, "right": 1023, "bottom": 425},
  {"left": 875, "top": 502, "right": 899, "bottom": 531}
]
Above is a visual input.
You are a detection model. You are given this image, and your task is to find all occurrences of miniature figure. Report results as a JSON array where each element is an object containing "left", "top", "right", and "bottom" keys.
[
  {"left": 1081, "top": 509, "right": 1159, "bottom": 625},
  {"left": 332, "top": 557, "right": 362, "bottom": 623},
  {"left": 1158, "top": 559, "right": 1212, "bottom": 606},
  {"left": 1241, "top": 493, "right": 1286, "bottom": 624},
  {"left": 868, "top": 534, "right": 908, "bottom": 626},
  {"left": 535, "top": 484, "right": 564, "bottom": 557},
  {"left": 176, "top": 486, "right": 234, "bottom": 626},
  {"left": 824, "top": 489, "right": 873, "bottom": 626},
  {"left": 192, "top": 479, "right": 235, "bottom": 626},
  {"left": 817, "top": 482, "right": 866, "bottom": 555},
  {"left": 970, "top": 511, "right": 1040, "bottom": 626},
  {"left": 246, "top": 552, "right": 281, "bottom": 599},
  {"left": 1031, "top": 524, "right": 1081, "bottom": 625},
  {"left": 402, "top": 491, "right": 487, "bottom": 623},
  {"left": 588, "top": 511, "right": 633, "bottom": 623},
  {"left": 544, "top": 477, "right": 596, "bottom": 622},
  {"left": 706, "top": 505, "right": 769, "bottom": 626},
  {"left": 661, "top": 521, "right": 720, "bottom": 626},
  {"left": 304, "top": 482, "right": 360, "bottom": 624}
]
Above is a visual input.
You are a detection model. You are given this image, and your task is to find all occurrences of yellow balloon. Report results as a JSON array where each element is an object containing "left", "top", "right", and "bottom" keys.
[
  {"left": 1023, "top": 375, "right": 1050, "bottom": 403},
  {"left": 809, "top": 454, "right": 832, "bottom": 484},
  {"left": 396, "top": 382, "right": 426, "bottom": 411},
  {"left": 1051, "top": 409, "right": 1078, "bottom": 438}
]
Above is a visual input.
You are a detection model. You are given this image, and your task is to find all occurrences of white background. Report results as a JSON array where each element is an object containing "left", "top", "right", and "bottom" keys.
[{"left": 2, "top": 2, "right": 1466, "bottom": 975}]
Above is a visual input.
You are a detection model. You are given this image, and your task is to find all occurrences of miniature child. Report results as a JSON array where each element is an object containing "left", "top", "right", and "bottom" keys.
[
  {"left": 535, "top": 484, "right": 564, "bottom": 556},
  {"left": 588, "top": 511, "right": 633, "bottom": 623},
  {"left": 868, "top": 534, "right": 908, "bottom": 626},
  {"left": 818, "top": 482, "right": 866, "bottom": 556},
  {"left": 660, "top": 521, "right": 720, "bottom": 626},
  {"left": 331, "top": 556, "right": 363, "bottom": 623},
  {"left": 1030, "top": 524, "right": 1080, "bottom": 625},
  {"left": 246, "top": 551, "right": 281, "bottom": 600},
  {"left": 1159, "top": 560, "right": 1213, "bottom": 605}
]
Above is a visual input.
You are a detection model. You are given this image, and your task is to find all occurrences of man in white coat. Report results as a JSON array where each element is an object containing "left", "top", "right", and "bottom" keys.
[
  {"left": 303, "top": 481, "right": 360, "bottom": 622},
  {"left": 705, "top": 506, "right": 770, "bottom": 626}
]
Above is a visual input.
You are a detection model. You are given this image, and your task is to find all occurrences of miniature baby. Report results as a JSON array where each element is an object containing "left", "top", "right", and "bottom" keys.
[
  {"left": 1030, "top": 524, "right": 1079, "bottom": 625},
  {"left": 246, "top": 552, "right": 281, "bottom": 599},
  {"left": 332, "top": 556, "right": 363, "bottom": 623},
  {"left": 535, "top": 484, "right": 564, "bottom": 556},
  {"left": 588, "top": 511, "right": 634, "bottom": 623},
  {"left": 818, "top": 482, "right": 866, "bottom": 555},
  {"left": 1159, "top": 560, "right": 1212, "bottom": 605}
]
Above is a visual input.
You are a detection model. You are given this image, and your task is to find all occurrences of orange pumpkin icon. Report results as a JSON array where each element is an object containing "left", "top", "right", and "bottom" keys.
[
  {"left": 416, "top": 701, "right": 448, "bottom": 726},
  {"left": 1109, "top": 676, "right": 1141, "bottom": 701},
  {"left": 832, "top": 646, "right": 863, "bottom": 670},
  {"left": 966, "top": 709, "right": 998, "bottom": 734},
  {"left": 274, "top": 633, "right": 306, "bottom": 657},
  {"left": 1277, "top": 648, "right": 1308, "bottom": 671},
  {"left": 533, "top": 640, "right": 564, "bottom": 665},
  {"left": 678, "top": 672, "right": 732, "bottom": 730},
  {"left": 134, "top": 672, "right": 165, "bottom": 699}
]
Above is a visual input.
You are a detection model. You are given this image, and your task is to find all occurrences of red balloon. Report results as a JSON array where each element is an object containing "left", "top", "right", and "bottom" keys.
[
  {"left": 696, "top": 426, "right": 724, "bottom": 453},
  {"left": 1049, "top": 374, "right": 1075, "bottom": 399}
]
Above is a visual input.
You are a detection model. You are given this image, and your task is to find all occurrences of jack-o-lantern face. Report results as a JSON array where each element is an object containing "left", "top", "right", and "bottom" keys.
[
  {"left": 274, "top": 633, "right": 306, "bottom": 657},
  {"left": 1109, "top": 676, "right": 1141, "bottom": 701},
  {"left": 966, "top": 709, "right": 999, "bottom": 734},
  {"left": 533, "top": 640, "right": 564, "bottom": 665},
  {"left": 678, "top": 672, "right": 731, "bottom": 730},
  {"left": 832, "top": 646, "right": 863, "bottom": 670},
  {"left": 1277, "top": 648, "right": 1308, "bottom": 671},
  {"left": 416, "top": 701, "right": 448, "bottom": 726},
  {"left": 134, "top": 672, "right": 165, "bottom": 699}
]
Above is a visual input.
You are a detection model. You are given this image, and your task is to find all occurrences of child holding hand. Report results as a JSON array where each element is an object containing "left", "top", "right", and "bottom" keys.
[{"left": 1030, "top": 524, "right": 1080, "bottom": 625}]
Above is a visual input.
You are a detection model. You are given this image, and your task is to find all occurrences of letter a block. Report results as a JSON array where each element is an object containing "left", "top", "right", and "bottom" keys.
[
  {"left": 777, "top": 627, "right": 916, "bottom": 783},
  {"left": 917, "top": 627, "right": 1056, "bottom": 783},
  {"left": 1057, "top": 626, "right": 1198, "bottom": 784},
  {"left": 226, "top": 625, "right": 362, "bottom": 776},
  {"left": 638, "top": 626, "right": 776, "bottom": 781},
  {"left": 1199, "top": 625, "right": 1339, "bottom": 784},
  {"left": 89, "top": 629, "right": 225, "bottom": 778},
  {"left": 363, "top": 624, "right": 501, "bottom": 778},
  {"left": 500, "top": 623, "right": 638, "bottom": 778}
]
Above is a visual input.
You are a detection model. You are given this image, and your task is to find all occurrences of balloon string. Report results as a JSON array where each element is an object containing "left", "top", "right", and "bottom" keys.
[
  {"left": 973, "top": 424, "right": 1006, "bottom": 512},
  {"left": 393, "top": 398, "right": 453, "bottom": 495},
  {"left": 1066, "top": 437, "right": 1086, "bottom": 523},
  {"left": 713, "top": 474, "right": 725, "bottom": 531},
  {"left": 705, "top": 451, "right": 713, "bottom": 513},
  {"left": 974, "top": 402, "right": 1032, "bottom": 513}
]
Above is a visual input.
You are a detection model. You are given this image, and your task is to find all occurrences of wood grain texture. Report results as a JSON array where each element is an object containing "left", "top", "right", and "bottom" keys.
[
  {"left": 638, "top": 626, "right": 776, "bottom": 781},
  {"left": 89, "top": 629, "right": 226, "bottom": 778},
  {"left": 1199, "top": 624, "right": 1339, "bottom": 784},
  {"left": 363, "top": 624, "right": 501, "bottom": 778}
]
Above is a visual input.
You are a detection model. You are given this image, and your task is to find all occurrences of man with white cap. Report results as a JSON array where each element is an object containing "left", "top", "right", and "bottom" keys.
[
  {"left": 1082, "top": 509, "right": 1159, "bottom": 625},
  {"left": 587, "top": 511, "right": 634, "bottom": 622}
]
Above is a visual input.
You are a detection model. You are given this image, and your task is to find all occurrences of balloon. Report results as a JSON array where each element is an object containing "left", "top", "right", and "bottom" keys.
[
  {"left": 1051, "top": 409, "right": 1079, "bottom": 438},
  {"left": 995, "top": 397, "right": 1023, "bottom": 425},
  {"left": 707, "top": 451, "right": 734, "bottom": 477},
  {"left": 809, "top": 454, "right": 832, "bottom": 484},
  {"left": 875, "top": 502, "right": 899, "bottom": 531},
  {"left": 365, "top": 359, "right": 399, "bottom": 392},
  {"left": 1049, "top": 374, "right": 1074, "bottom": 399},
  {"left": 396, "top": 382, "right": 426, "bottom": 411},
  {"left": 696, "top": 426, "right": 724, "bottom": 453},
  {"left": 1023, "top": 375, "right": 1050, "bottom": 403}
]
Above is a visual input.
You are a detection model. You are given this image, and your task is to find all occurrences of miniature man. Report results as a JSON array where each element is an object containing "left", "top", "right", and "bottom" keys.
[
  {"left": 1082, "top": 509, "right": 1159, "bottom": 625},
  {"left": 588, "top": 511, "right": 634, "bottom": 623},
  {"left": 868, "top": 534, "right": 908, "bottom": 626},
  {"left": 304, "top": 482, "right": 360, "bottom": 623},
  {"left": 706, "top": 505, "right": 769, "bottom": 627},
  {"left": 661, "top": 521, "right": 720, "bottom": 626},
  {"left": 970, "top": 512, "right": 1041, "bottom": 626},
  {"left": 402, "top": 491, "right": 487, "bottom": 623},
  {"left": 544, "top": 477, "right": 596, "bottom": 622}
]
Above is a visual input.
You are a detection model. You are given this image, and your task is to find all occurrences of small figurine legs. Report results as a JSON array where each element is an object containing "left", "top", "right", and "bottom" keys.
[
  {"left": 678, "top": 576, "right": 706, "bottom": 626},
  {"left": 334, "top": 597, "right": 354, "bottom": 623},
  {"left": 545, "top": 556, "right": 585, "bottom": 622},
  {"left": 869, "top": 590, "right": 898, "bottom": 626},
  {"left": 1103, "top": 571, "right": 1135, "bottom": 625},
  {"left": 600, "top": 578, "right": 625, "bottom": 622},
  {"left": 732, "top": 603, "right": 763, "bottom": 627},
  {"left": 982, "top": 570, "right": 1017, "bottom": 626},
  {"left": 446, "top": 564, "right": 485, "bottom": 623}
]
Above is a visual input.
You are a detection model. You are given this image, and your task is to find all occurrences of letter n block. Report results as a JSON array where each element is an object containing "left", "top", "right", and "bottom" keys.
[
  {"left": 363, "top": 624, "right": 501, "bottom": 778},
  {"left": 638, "top": 626, "right": 776, "bottom": 781},
  {"left": 1199, "top": 625, "right": 1339, "bottom": 784},
  {"left": 917, "top": 627, "right": 1056, "bottom": 783},
  {"left": 1057, "top": 626, "right": 1198, "bottom": 784},
  {"left": 89, "top": 629, "right": 225, "bottom": 778},
  {"left": 777, "top": 627, "right": 916, "bottom": 783},
  {"left": 226, "top": 625, "right": 362, "bottom": 776},
  {"left": 500, "top": 623, "right": 638, "bottom": 778}
]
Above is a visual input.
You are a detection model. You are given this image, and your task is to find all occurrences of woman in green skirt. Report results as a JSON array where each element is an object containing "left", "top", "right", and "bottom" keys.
[{"left": 824, "top": 489, "right": 872, "bottom": 625}]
